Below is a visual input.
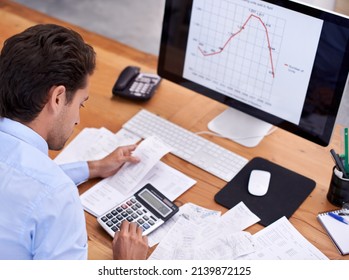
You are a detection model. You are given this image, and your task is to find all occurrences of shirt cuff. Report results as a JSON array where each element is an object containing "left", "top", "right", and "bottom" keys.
[{"left": 59, "top": 161, "right": 89, "bottom": 186}]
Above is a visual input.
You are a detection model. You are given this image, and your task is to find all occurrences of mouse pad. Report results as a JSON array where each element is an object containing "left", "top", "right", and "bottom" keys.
[{"left": 214, "top": 157, "right": 316, "bottom": 226}]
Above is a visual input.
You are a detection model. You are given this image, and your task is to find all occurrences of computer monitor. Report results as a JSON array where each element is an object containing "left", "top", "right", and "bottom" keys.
[{"left": 158, "top": 0, "right": 349, "bottom": 147}]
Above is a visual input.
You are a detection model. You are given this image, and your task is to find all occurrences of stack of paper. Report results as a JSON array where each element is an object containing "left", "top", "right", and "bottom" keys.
[
  {"left": 81, "top": 135, "right": 196, "bottom": 217},
  {"left": 55, "top": 127, "right": 197, "bottom": 217},
  {"left": 149, "top": 202, "right": 329, "bottom": 260},
  {"left": 149, "top": 202, "right": 260, "bottom": 259}
]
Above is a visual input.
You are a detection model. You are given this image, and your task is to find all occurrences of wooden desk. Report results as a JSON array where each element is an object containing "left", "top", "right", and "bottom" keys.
[{"left": 1, "top": 0, "right": 348, "bottom": 260}]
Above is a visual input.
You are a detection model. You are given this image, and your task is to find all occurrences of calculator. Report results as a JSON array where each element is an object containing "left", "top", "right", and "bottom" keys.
[{"left": 97, "top": 184, "right": 179, "bottom": 237}]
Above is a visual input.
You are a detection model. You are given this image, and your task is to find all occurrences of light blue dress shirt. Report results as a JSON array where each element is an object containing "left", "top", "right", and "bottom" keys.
[{"left": 0, "top": 118, "right": 89, "bottom": 259}]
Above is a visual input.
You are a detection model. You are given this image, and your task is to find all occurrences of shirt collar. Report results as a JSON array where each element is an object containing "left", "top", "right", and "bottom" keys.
[{"left": 0, "top": 117, "right": 49, "bottom": 155}]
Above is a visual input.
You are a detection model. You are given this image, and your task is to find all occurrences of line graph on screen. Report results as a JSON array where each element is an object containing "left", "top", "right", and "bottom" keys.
[
  {"left": 198, "top": 13, "right": 276, "bottom": 78},
  {"left": 185, "top": 1, "right": 286, "bottom": 101}
]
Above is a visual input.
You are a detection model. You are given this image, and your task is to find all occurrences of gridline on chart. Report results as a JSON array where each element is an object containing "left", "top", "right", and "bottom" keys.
[{"left": 190, "top": 0, "right": 286, "bottom": 101}]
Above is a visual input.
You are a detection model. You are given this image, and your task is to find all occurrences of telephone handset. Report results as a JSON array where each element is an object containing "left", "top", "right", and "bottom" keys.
[{"left": 112, "top": 66, "right": 161, "bottom": 101}]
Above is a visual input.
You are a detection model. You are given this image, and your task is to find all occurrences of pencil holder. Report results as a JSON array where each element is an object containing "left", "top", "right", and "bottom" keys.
[{"left": 327, "top": 167, "right": 349, "bottom": 206}]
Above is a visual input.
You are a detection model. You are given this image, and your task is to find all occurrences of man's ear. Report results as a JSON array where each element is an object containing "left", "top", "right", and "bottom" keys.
[{"left": 47, "top": 85, "right": 67, "bottom": 114}]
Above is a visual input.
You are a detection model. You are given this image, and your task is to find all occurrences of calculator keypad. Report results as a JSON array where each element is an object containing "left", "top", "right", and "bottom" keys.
[{"left": 100, "top": 197, "right": 159, "bottom": 234}]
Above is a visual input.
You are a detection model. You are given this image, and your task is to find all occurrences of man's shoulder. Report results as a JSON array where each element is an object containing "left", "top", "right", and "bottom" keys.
[{"left": 0, "top": 133, "right": 73, "bottom": 190}]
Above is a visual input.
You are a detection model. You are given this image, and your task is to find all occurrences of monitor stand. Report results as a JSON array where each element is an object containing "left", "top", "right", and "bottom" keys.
[{"left": 208, "top": 107, "right": 274, "bottom": 147}]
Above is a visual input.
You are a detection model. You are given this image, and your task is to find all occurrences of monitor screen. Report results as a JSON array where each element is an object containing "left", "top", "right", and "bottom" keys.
[{"left": 158, "top": 0, "right": 349, "bottom": 147}]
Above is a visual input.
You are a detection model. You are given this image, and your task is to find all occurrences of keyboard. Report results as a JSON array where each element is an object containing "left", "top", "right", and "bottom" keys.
[{"left": 123, "top": 109, "right": 248, "bottom": 181}]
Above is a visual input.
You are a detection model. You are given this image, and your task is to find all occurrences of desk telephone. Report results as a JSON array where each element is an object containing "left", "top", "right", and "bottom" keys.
[{"left": 112, "top": 66, "right": 162, "bottom": 101}]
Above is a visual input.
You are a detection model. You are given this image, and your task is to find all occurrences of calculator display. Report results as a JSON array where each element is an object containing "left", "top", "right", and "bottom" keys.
[{"left": 138, "top": 189, "right": 171, "bottom": 217}]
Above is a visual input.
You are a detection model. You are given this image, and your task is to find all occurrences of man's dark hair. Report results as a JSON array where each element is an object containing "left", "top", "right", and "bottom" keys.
[{"left": 0, "top": 24, "right": 96, "bottom": 122}]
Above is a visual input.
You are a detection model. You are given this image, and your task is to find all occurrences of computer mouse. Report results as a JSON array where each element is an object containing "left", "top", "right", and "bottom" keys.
[{"left": 248, "top": 170, "right": 271, "bottom": 196}]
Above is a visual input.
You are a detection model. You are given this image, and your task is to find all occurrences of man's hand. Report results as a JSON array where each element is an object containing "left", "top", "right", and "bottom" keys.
[
  {"left": 87, "top": 144, "right": 140, "bottom": 179},
  {"left": 112, "top": 221, "right": 149, "bottom": 260}
]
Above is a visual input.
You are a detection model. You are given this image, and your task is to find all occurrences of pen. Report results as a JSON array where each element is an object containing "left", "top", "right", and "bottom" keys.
[
  {"left": 330, "top": 149, "right": 348, "bottom": 178},
  {"left": 344, "top": 128, "right": 349, "bottom": 175},
  {"left": 328, "top": 212, "right": 349, "bottom": 225}
]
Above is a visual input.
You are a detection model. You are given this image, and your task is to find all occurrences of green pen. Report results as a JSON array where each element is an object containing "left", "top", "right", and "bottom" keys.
[{"left": 345, "top": 127, "right": 349, "bottom": 175}]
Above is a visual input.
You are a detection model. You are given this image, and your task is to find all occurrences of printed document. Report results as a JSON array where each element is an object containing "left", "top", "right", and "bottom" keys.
[
  {"left": 149, "top": 202, "right": 260, "bottom": 259},
  {"left": 148, "top": 202, "right": 222, "bottom": 247},
  {"left": 104, "top": 135, "right": 172, "bottom": 196},
  {"left": 81, "top": 160, "right": 196, "bottom": 217},
  {"left": 54, "top": 127, "right": 141, "bottom": 163},
  {"left": 54, "top": 127, "right": 196, "bottom": 217},
  {"left": 237, "top": 216, "right": 328, "bottom": 260},
  {"left": 149, "top": 204, "right": 328, "bottom": 260}
]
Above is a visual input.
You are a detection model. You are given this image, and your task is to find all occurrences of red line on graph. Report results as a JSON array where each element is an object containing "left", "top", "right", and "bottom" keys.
[{"left": 198, "top": 14, "right": 276, "bottom": 78}]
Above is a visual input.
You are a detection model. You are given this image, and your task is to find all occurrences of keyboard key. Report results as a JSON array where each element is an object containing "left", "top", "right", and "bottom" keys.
[
  {"left": 101, "top": 216, "right": 108, "bottom": 222},
  {"left": 111, "top": 226, "right": 118, "bottom": 232},
  {"left": 143, "top": 223, "right": 150, "bottom": 230}
]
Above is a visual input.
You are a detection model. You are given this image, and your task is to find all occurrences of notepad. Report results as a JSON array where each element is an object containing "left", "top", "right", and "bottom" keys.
[{"left": 317, "top": 210, "right": 349, "bottom": 255}]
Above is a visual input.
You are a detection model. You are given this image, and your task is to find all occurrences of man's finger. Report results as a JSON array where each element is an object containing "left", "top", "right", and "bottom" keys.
[
  {"left": 136, "top": 224, "right": 144, "bottom": 236},
  {"left": 128, "top": 221, "right": 138, "bottom": 233},
  {"left": 119, "top": 220, "right": 130, "bottom": 232},
  {"left": 142, "top": 235, "right": 148, "bottom": 245}
]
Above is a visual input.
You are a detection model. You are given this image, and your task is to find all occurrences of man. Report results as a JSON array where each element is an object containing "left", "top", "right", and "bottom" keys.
[{"left": 0, "top": 24, "right": 148, "bottom": 260}]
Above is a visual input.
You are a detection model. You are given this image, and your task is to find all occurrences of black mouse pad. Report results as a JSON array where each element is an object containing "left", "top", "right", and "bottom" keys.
[{"left": 214, "top": 157, "right": 316, "bottom": 226}]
